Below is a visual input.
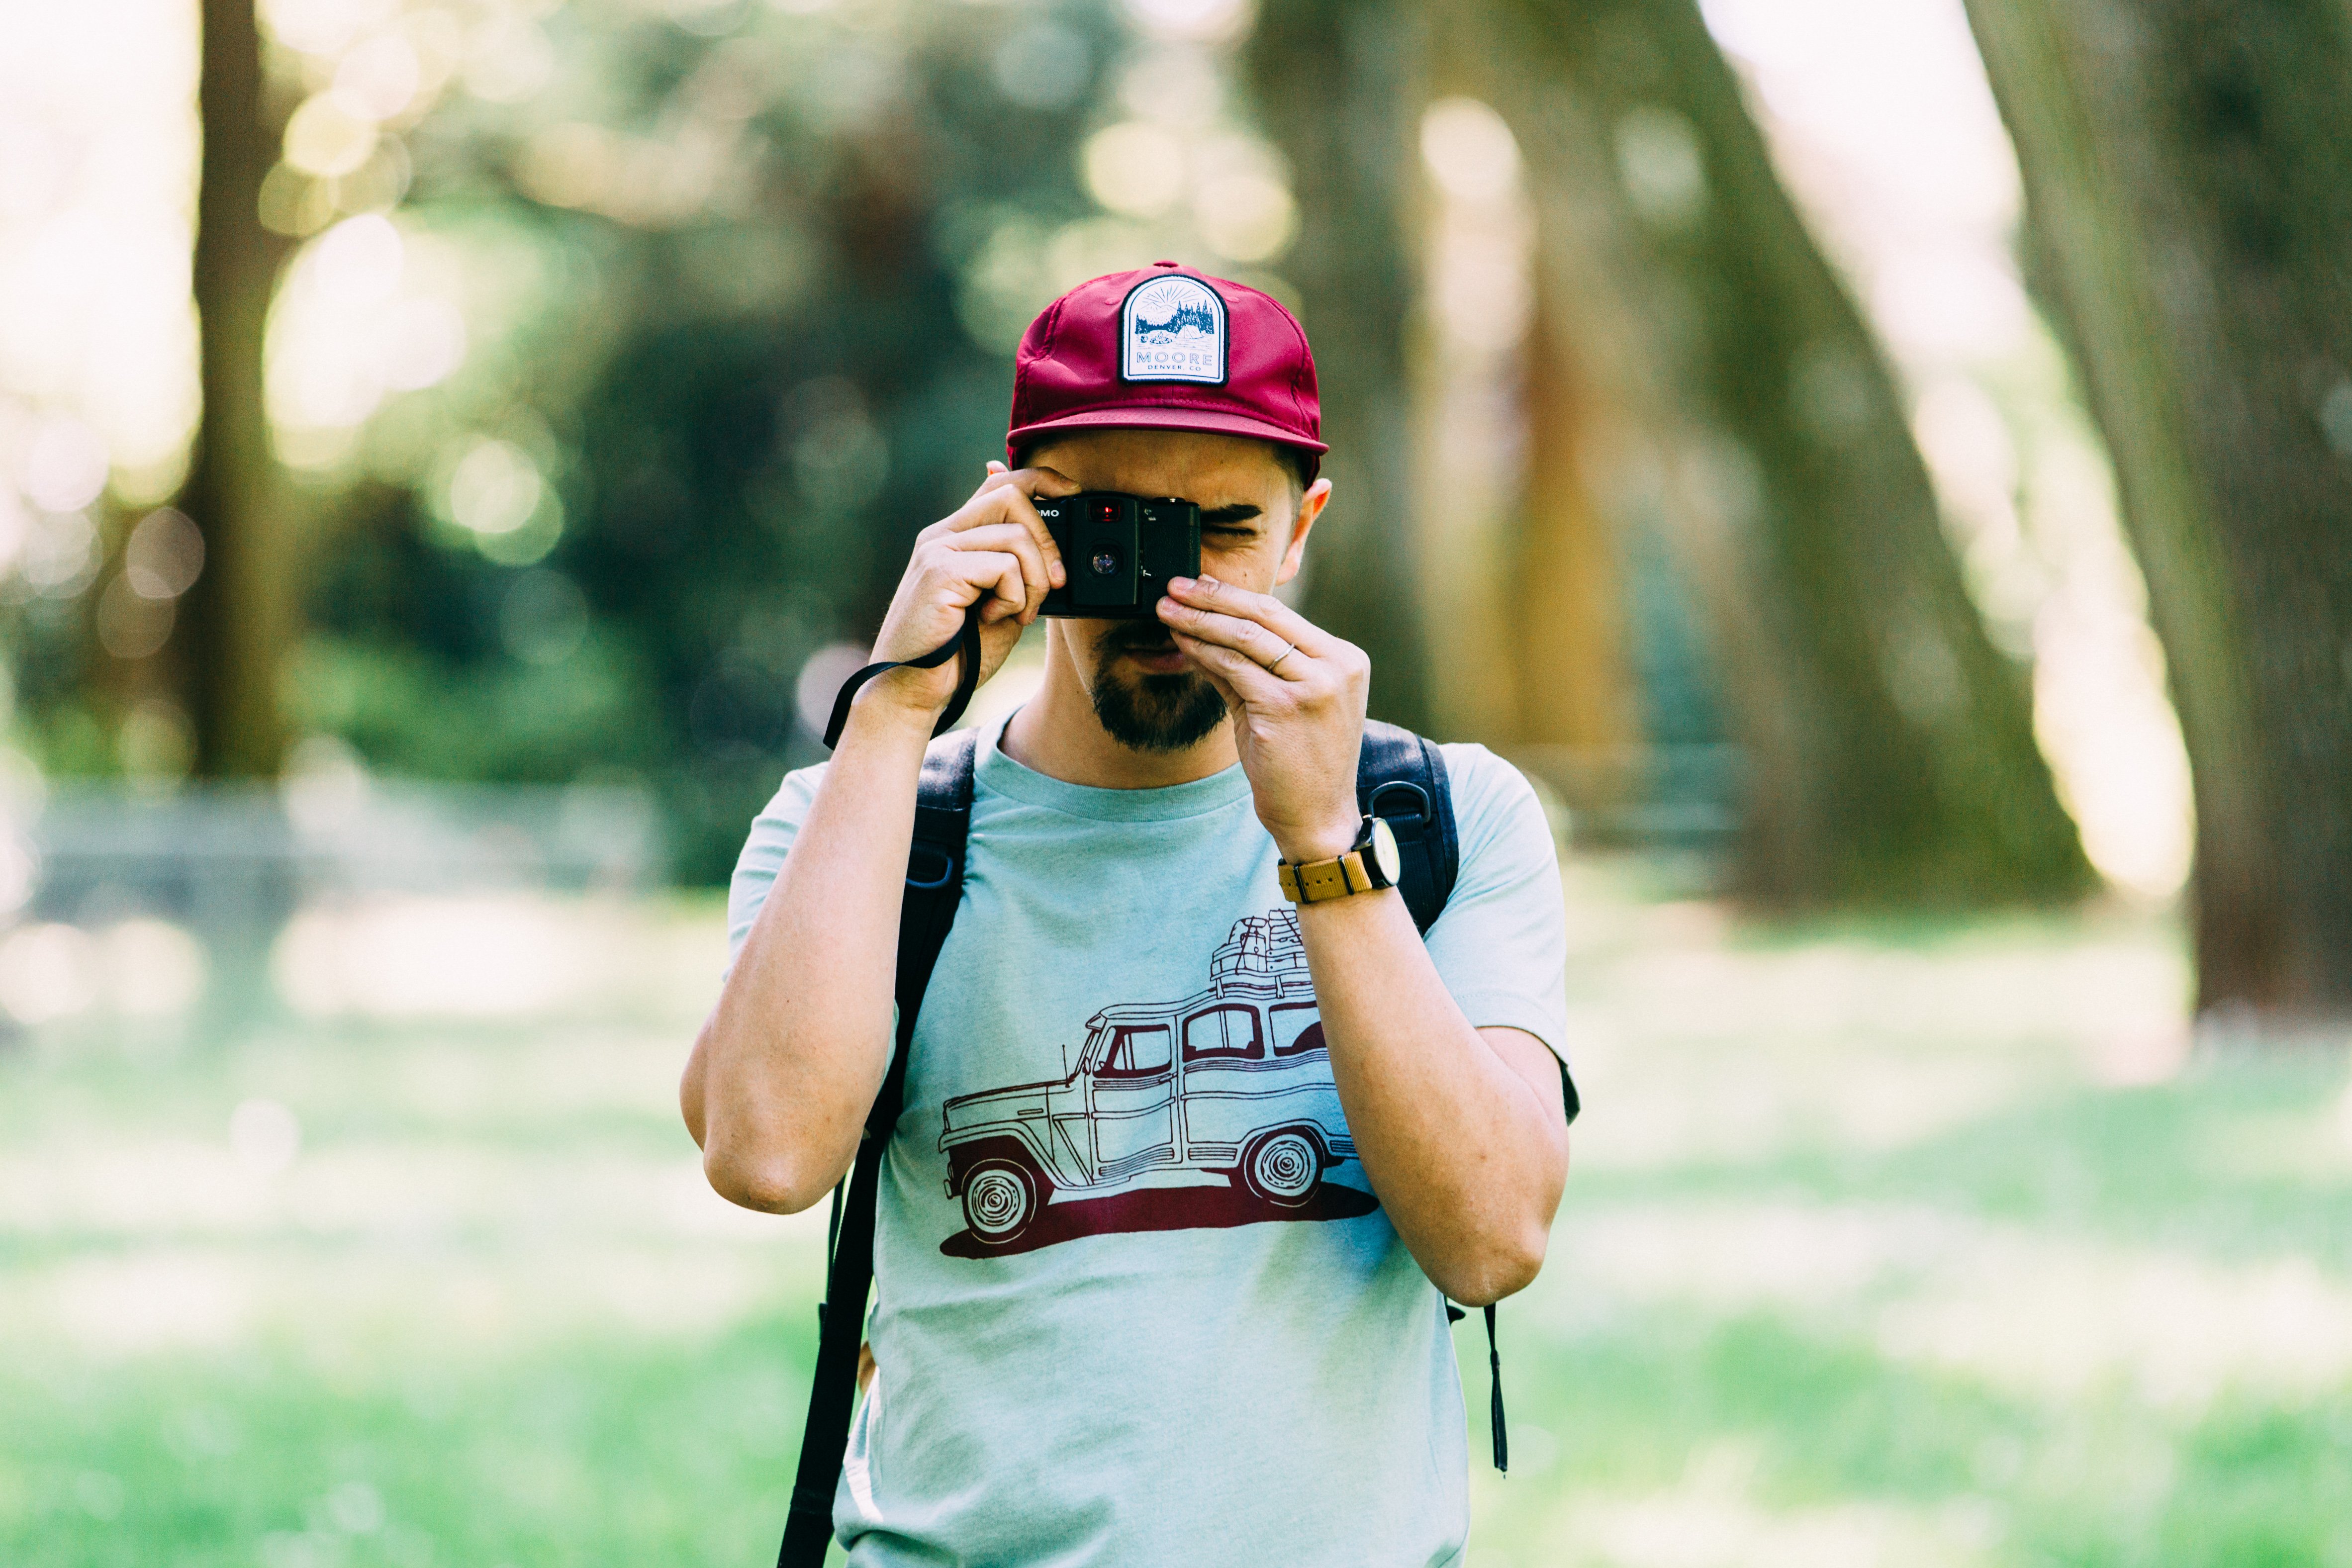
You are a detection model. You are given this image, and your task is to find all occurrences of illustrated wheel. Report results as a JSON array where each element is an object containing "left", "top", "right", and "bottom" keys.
[
  {"left": 961, "top": 1155, "right": 1044, "bottom": 1243},
  {"left": 1238, "top": 1129, "right": 1323, "bottom": 1208}
]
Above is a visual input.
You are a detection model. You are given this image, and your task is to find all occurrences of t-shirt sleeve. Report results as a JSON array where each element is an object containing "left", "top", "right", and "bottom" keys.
[
  {"left": 1423, "top": 744, "right": 1576, "bottom": 1114},
  {"left": 724, "top": 762, "right": 828, "bottom": 976}
]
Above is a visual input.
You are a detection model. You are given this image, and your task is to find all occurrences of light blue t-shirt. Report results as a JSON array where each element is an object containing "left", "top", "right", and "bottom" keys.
[{"left": 727, "top": 716, "right": 1570, "bottom": 1568}]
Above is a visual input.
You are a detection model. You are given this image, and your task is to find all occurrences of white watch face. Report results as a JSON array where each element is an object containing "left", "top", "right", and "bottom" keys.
[{"left": 1369, "top": 816, "right": 1402, "bottom": 886}]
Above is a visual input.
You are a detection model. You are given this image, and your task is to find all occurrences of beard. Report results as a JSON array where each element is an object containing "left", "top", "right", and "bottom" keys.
[{"left": 1087, "top": 625, "right": 1230, "bottom": 753}]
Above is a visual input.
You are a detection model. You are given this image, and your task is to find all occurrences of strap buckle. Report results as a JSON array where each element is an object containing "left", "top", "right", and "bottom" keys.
[{"left": 1367, "top": 777, "right": 1431, "bottom": 829}]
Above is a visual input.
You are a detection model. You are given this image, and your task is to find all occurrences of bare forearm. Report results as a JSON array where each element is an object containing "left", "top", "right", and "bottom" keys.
[
  {"left": 687, "top": 464, "right": 1074, "bottom": 1208},
  {"left": 694, "top": 700, "right": 936, "bottom": 1211},
  {"left": 1298, "top": 891, "right": 1568, "bottom": 1304}
]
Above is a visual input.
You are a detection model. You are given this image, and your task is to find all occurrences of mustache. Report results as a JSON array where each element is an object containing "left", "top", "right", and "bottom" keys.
[{"left": 1099, "top": 624, "right": 1180, "bottom": 654}]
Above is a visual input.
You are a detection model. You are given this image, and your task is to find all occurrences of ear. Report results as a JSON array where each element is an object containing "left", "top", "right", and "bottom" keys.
[{"left": 1274, "top": 477, "right": 1331, "bottom": 587}]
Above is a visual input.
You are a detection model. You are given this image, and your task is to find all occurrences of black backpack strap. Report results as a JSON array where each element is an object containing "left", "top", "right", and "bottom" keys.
[
  {"left": 1355, "top": 719, "right": 1458, "bottom": 937},
  {"left": 777, "top": 730, "right": 977, "bottom": 1568}
]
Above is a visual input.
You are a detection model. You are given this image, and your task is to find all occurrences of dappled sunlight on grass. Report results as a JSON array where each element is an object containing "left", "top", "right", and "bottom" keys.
[
  {"left": 271, "top": 892, "right": 710, "bottom": 1021},
  {"left": 1460, "top": 859, "right": 2352, "bottom": 1568},
  {"left": 3, "top": 874, "right": 2349, "bottom": 1566},
  {"left": 1533, "top": 1443, "right": 2005, "bottom": 1568}
]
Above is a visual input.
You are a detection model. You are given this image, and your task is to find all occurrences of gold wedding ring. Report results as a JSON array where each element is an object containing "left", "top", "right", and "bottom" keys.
[{"left": 1264, "top": 641, "right": 1297, "bottom": 674}]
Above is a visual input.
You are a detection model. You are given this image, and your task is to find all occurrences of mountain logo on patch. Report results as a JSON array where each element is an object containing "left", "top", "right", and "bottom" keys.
[{"left": 1120, "top": 274, "right": 1228, "bottom": 385}]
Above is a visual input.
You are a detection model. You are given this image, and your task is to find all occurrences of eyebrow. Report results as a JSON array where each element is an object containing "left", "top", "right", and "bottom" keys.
[{"left": 1197, "top": 503, "right": 1263, "bottom": 528}]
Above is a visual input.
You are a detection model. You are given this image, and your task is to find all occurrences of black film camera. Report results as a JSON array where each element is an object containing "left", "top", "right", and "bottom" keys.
[{"left": 1033, "top": 492, "right": 1201, "bottom": 619}]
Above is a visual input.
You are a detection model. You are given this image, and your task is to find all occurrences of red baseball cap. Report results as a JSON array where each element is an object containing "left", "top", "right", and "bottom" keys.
[{"left": 1006, "top": 261, "right": 1326, "bottom": 477}]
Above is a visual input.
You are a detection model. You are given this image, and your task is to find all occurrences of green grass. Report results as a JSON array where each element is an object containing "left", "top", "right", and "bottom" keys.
[{"left": 4, "top": 873, "right": 2350, "bottom": 1566}]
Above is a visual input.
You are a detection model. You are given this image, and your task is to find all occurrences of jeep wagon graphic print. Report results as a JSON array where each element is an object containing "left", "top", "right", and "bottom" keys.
[{"left": 937, "top": 910, "right": 1377, "bottom": 1257}]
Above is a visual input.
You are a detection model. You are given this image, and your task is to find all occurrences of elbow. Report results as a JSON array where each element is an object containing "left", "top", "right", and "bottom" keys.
[
  {"left": 702, "top": 1138, "right": 833, "bottom": 1216},
  {"left": 1429, "top": 1222, "right": 1549, "bottom": 1308}
]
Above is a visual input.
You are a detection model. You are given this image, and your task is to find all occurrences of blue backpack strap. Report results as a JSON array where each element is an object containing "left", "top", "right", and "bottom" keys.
[
  {"left": 1355, "top": 719, "right": 1458, "bottom": 936},
  {"left": 779, "top": 730, "right": 977, "bottom": 1568}
]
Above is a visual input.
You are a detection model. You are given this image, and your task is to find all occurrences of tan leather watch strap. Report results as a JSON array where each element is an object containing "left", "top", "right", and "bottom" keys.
[{"left": 1278, "top": 849, "right": 1376, "bottom": 904}]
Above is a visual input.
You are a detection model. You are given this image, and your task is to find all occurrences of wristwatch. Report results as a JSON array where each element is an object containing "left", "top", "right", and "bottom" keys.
[{"left": 1277, "top": 815, "right": 1403, "bottom": 905}]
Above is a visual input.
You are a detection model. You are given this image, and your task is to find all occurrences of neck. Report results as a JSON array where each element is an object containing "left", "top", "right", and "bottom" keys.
[{"left": 998, "top": 623, "right": 1238, "bottom": 788}]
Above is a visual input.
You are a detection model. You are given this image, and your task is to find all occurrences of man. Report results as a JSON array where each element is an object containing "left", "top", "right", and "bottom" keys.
[{"left": 682, "top": 262, "right": 1574, "bottom": 1566}]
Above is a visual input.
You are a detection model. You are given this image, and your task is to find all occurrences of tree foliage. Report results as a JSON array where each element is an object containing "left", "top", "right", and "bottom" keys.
[{"left": 297, "top": 1, "right": 1122, "bottom": 879}]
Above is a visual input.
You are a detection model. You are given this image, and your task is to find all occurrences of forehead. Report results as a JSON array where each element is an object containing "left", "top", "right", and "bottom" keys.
[{"left": 1029, "top": 429, "right": 1288, "bottom": 502}]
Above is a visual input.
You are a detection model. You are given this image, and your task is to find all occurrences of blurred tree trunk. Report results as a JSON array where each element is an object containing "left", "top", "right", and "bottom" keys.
[
  {"left": 1242, "top": 0, "right": 1433, "bottom": 732},
  {"left": 1509, "top": 272, "right": 1638, "bottom": 753},
  {"left": 178, "top": 0, "right": 295, "bottom": 777},
  {"left": 1963, "top": 0, "right": 2352, "bottom": 1027},
  {"left": 1456, "top": 0, "right": 2093, "bottom": 905}
]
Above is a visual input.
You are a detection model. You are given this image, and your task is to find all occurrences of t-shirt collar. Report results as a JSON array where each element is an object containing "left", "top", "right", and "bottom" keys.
[{"left": 975, "top": 713, "right": 1256, "bottom": 823}]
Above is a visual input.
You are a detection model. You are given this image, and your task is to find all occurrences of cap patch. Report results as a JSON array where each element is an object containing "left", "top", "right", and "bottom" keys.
[{"left": 1120, "top": 274, "right": 1227, "bottom": 385}]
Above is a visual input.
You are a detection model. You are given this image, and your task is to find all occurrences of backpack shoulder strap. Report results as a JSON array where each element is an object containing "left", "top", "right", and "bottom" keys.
[
  {"left": 778, "top": 729, "right": 976, "bottom": 1568},
  {"left": 1355, "top": 720, "right": 1459, "bottom": 935},
  {"left": 892, "top": 730, "right": 981, "bottom": 1080}
]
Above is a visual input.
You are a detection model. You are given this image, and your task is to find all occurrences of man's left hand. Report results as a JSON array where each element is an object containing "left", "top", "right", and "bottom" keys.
[{"left": 1158, "top": 575, "right": 1367, "bottom": 863}]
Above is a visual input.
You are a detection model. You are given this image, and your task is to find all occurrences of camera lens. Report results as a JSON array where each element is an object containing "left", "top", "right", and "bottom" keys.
[{"left": 1091, "top": 548, "right": 1121, "bottom": 576}]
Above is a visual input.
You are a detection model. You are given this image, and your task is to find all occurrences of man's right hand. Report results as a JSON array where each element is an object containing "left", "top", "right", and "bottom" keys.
[
  {"left": 854, "top": 462, "right": 1077, "bottom": 729},
  {"left": 690, "top": 461, "right": 1077, "bottom": 1215}
]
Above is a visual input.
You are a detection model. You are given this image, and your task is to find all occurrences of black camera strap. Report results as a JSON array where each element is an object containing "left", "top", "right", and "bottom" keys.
[
  {"left": 821, "top": 605, "right": 984, "bottom": 750},
  {"left": 777, "top": 731, "right": 977, "bottom": 1568}
]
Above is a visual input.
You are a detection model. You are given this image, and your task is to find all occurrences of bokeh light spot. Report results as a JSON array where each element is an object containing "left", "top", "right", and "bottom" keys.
[
  {"left": 103, "top": 917, "right": 208, "bottom": 1016},
  {"left": 96, "top": 572, "right": 177, "bottom": 659},
  {"left": 446, "top": 439, "right": 543, "bottom": 536},
  {"left": 330, "top": 34, "right": 421, "bottom": 122},
  {"left": 0, "top": 922, "right": 99, "bottom": 1023},
  {"left": 1421, "top": 97, "right": 1520, "bottom": 204},
  {"left": 124, "top": 507, "right": 205, "bottom": 598},
  {"left": 310, "top": 213, "right": 404, "bottom": 306},
  {"left": 24, "top": 416, "right": 110, "bottom": 512},
  {"left": 284, "top": 94, "right": 380, "bottom": 178},
  {"left": 1084, "top": 123, "right": 1186, "bottom": 217},
  {"left": 1195, "top": 172, "right": 1294, "bottom": 262}
]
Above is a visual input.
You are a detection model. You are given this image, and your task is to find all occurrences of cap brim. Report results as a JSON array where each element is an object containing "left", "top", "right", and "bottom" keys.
[{"left": 1007, "top": 404, "right": 1328, "bottom": 461}]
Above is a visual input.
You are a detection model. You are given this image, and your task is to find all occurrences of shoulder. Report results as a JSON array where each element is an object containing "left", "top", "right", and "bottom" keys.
[
  {"left": 1434, "top": 742, "right": 1555, "bottom": 857},
  {"left": 733, "top": 760, "right": 830, "bottom": 884},
  {"left": 724, "top": 760, "right": 829, "bottom": 971},
  {"left": 753, "top": 760, "right": 830, "bottom": 840}
]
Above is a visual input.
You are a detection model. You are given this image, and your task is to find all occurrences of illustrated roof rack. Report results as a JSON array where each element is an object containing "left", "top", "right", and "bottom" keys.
[{"left": 1208, "top": 910, "right": 1309, "bottom": 983}]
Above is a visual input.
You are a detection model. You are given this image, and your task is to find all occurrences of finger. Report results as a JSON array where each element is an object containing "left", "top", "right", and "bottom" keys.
[
  {"left": 965, "top": 457, "right": 1062, "bottom": 507},
  {"left": 973, "top": 463, "right": 1082, "bottom": 501},
  {"left": 1158, "top": 595, "right": 1308, "bottom": 675},
  {"left": 1168, "top": 628, "right": 1291, "bottom": 707},
  {"left": 1012, "top": 463, "right": 1083, "bottom": 498},
  {"left": 952, "top": 482, "right": 1067, "bottom": 592},
  {"left": 926, "top": 537, "right": 1027, "bottom": 616},
  {"left": 964, "top": 463, "right": 1006, "bottom": 506},
  {"left": 992, "top": 481, "right": 1070, "bottom": 592},
  {"left": 1188, "top": 658, "right": 1246, "bottom": 721},
  {"left": 945, "top": 520, "right": 1052, "bottom": 616},
  {"left": 1165, "top": 574, "right": 1333, "bottom": 655},
  {"left": 945, "top": 548, "right": 1027, "bottom": 623}
]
